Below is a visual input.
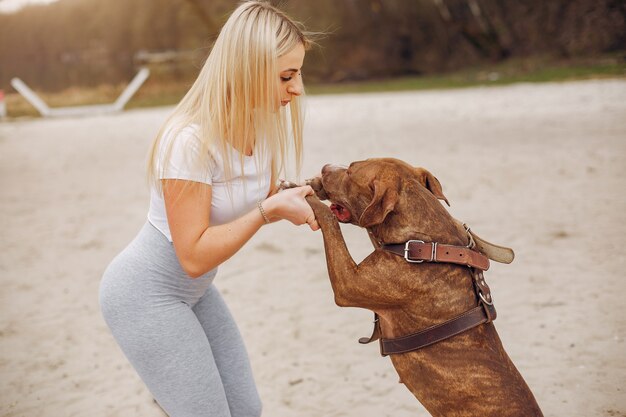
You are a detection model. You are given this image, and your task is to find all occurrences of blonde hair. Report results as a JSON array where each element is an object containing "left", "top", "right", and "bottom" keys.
[{"left": 147, "top": 0, "right": 312, "bottom": 195}]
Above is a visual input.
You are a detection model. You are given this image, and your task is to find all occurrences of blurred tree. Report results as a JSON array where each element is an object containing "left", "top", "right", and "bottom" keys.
[
  {"left": 433, "top": 0, "right": 510, "bottom": 60},
  {"left": 180, "top": 0, "right": 216, "bottom": 32},
  {"left": 0, "top": 0, "right": 623, "bottom": 91}
]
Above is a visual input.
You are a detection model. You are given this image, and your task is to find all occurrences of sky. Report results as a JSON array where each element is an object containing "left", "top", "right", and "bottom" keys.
[{"left": 0, "top": 0, "right": 57, "bottom": 13}]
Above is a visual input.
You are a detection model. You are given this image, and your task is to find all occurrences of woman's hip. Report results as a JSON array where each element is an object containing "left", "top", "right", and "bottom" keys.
[{"left": 99, "top": 222, "right": 217, "bottom": 316}]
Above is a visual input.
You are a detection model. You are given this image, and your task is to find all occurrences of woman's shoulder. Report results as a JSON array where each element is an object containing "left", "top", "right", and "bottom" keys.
[
  {"left": 159, "top": 121, "right": 212, "bottom": 161},
  {"left": 162, "top": 121, "right": 201, "bottom": 144}
]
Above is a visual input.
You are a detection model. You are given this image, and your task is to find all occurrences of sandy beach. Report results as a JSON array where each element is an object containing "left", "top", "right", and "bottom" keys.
[{"left": 1, "top": 79, "right": 625, "bottom": 417}]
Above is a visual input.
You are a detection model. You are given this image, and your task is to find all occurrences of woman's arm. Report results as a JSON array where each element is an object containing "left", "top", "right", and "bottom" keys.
[{"left": 163, "top": 179, "right": 317, "bottom": 278}]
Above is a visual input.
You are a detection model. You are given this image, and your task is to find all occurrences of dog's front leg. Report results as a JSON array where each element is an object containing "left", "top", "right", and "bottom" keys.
[
  {"left": 306, "top": 195, "right": 359, "bottom": 306},
  {"left": 306, "top": 195, "right": 385, "bottom": 308}
]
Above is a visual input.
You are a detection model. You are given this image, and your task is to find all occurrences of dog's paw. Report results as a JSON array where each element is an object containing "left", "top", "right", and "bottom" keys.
[
  {"left": 305, "top": 195, "right": 336, "bottom": 224},
  {"left": 278, "top": 179, "right": 299, "bottom": 191},
  {"left": 305, "top": 177, "right": 328, "bottom": 200},
  {"left": 305, "top": 194, "right": 328, "bottom": 212}
]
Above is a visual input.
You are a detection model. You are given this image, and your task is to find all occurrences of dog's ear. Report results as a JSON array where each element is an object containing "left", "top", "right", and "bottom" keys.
[
  {"left": 413, "top": 167, "right": 450, "bottom": 206},
  {"left": 359, "top": 180, "right": 399, "bottom": 227}
]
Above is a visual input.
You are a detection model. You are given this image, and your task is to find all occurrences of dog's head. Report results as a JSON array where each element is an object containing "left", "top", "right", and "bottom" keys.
[{"left": 316, "top": 158, "right": 456, "bottom": 242}]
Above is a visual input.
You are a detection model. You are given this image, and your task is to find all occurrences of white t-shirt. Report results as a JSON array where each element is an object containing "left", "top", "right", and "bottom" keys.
[{"left": 147, "top": 123, "right": 272, "bottom": 242}]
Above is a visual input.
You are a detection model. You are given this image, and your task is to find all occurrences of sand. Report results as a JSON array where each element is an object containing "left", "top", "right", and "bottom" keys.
[{"left": 1, "top": 79, "right": 625, "bottom": 417}]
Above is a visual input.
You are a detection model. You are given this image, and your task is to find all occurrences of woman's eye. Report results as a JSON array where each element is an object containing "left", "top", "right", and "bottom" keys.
[{"left": 281, "top": 76, "right": 292, "bottom": 82}]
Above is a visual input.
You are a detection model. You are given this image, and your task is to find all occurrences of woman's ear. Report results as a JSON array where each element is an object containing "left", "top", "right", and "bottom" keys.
[
  {"left": 358, "top": 180, "right": 399, "bottom": 227},
  {"left": 413, "top": 167, "right": 450, "bottom": 206}
]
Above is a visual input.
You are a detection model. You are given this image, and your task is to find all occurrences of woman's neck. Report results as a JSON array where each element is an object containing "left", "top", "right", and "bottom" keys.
[
  {"left": 225, "top": 128, "right": 255, "bottom": 156},
  {"left": 227, "top": 141, "right": 254, "bottom": 157}
]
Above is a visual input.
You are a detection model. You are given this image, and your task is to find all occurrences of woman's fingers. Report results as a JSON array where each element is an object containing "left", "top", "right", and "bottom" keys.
[
  {"left": 299, "top": 185, "right": 314, "bottom": 196},
  {"left": 266, "top": 185, "right": 319, "bottom": 230},
  {"left": 304, "top": 211, "right": 319, "bottom": 231},
  {"left": 290, "top": 186, "right": 318, "bottom": 230}
]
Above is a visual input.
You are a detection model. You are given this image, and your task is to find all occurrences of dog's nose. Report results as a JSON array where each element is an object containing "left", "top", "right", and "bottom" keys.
[{"left": 322, "top": 164, "right": 342, "bottom": 175}]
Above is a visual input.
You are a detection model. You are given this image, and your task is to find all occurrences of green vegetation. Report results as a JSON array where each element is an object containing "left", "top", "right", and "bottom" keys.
[
  {"left": 4, "top": 57, "right": 624, "bottom": 119},
  {"left": 306, "top": 57, "right": 625, "bottom": 95}
]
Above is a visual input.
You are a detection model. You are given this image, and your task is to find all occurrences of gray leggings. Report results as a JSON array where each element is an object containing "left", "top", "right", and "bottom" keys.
[{"left": 99, "top": 222, "right": 262, "bottom": 417}]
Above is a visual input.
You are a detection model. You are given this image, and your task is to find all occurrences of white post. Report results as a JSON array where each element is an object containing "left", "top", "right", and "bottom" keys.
[
  {"left": 10, "top": 78, "right": 51, "bottom": 117},
  {"left": 113, "top": 67, "right": 150, "bottom": 111},
  {"left": 0, "top": 89, "right": 6, "bottom": 118},
  {"left": 9, "top": 67, "right": 150, "bottom": 118}
]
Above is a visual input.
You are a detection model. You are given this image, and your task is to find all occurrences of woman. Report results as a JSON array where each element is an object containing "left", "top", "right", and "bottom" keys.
[{"left": 99, "top": 2, "right": 317, "bottom": 416}]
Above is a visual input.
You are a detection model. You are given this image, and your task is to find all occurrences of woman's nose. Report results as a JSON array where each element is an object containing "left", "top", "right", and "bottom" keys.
[{"left": 287, "top": 80, "right": 303, "bottom": 96}]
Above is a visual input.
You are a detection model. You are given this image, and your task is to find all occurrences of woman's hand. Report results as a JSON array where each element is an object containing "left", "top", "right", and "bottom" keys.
[{"left": 262, "top": 185, "right": 319, "bottom": 231}]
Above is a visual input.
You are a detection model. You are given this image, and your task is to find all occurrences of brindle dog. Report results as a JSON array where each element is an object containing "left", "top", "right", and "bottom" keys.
[{"left": 303, "top": 158, "right": 543, "bottom": 417}]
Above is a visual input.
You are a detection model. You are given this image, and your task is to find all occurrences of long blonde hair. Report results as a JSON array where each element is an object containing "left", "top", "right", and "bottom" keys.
[{"left": 147, "top": 1, "right": 311, "bottom": 194}]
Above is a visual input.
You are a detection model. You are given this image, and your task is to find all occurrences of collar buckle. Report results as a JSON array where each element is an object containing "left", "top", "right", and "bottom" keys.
[{"left": 404, "top": 240, "right": 425, "bottom": 263}]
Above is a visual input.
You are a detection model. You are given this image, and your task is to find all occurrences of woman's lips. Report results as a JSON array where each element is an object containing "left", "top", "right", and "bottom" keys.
[{"left": 281, "top": 100, "right": 290, "bottom": 106}]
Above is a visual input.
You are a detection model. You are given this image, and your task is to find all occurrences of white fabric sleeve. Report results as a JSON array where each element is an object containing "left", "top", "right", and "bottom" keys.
[{"left": 158, "top": 125, "right": 215, "bottom": 185}]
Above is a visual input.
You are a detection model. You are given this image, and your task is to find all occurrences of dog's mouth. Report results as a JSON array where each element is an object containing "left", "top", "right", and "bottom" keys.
[
  {"left": 330, "top": 203, "right": 352, "bottom": 223},
  {"left": 306, "top": 176, "right": 351, "bottom": 222}
]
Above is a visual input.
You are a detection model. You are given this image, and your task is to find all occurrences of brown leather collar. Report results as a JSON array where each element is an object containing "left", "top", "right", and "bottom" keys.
[{"left": 382, "top": 240, "right": 490, "bottom": 271}]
